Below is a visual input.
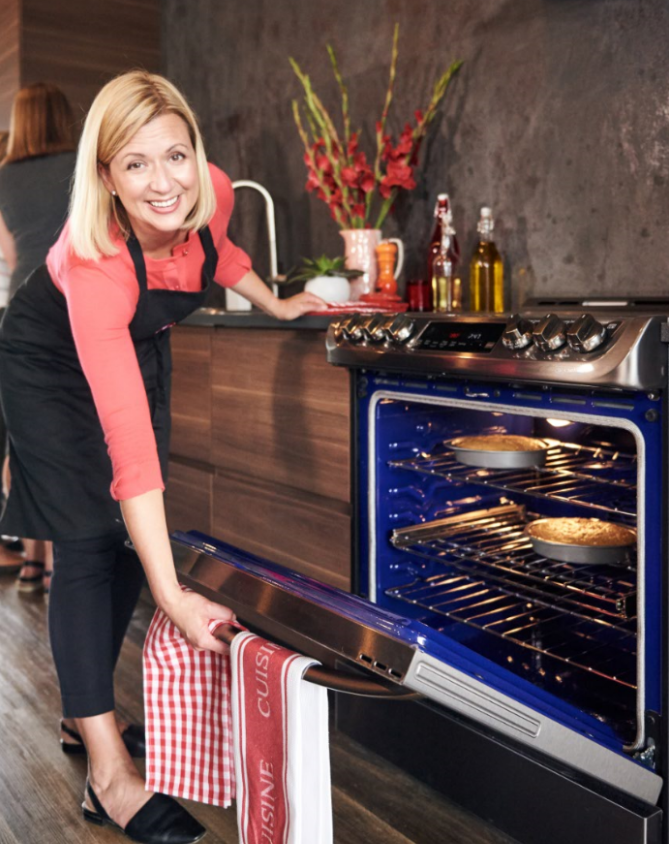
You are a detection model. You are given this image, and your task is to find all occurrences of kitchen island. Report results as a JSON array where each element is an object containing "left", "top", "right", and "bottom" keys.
[{"left": 165, "top": 308, "right": 352, "bottom": 591}]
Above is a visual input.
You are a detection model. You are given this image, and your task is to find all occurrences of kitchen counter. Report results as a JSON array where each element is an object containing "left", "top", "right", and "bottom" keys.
[{"left": 183, "top": 307, "right": 334, "bottom": 330}]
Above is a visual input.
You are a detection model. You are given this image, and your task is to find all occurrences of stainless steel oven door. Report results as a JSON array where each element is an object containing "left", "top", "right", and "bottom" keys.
[{"left": 171, "top": 530, "right": 662, "bottom": 807}]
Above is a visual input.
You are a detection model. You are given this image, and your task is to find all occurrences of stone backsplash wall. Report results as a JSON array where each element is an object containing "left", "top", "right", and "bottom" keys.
[{"left": 164, "top": 0, "right": 669, "bottom": 308}]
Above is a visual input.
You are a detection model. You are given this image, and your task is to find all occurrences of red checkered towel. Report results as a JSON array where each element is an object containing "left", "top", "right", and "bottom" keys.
[{"left": 143, "top": 610, "right": 235, "bottom": 807}]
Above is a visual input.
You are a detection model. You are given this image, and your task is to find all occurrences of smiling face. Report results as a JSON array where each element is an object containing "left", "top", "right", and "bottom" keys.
[{"left": 100, "top": 112, "right": 199, "bottom": 251}]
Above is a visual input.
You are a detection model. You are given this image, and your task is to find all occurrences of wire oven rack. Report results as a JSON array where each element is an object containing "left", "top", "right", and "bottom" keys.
[
  {"left": 389, "top": 504, "right": 637, "bottom": 688},
  {"left": 389, "top": 441, "right": 637, "bottom": 518}
]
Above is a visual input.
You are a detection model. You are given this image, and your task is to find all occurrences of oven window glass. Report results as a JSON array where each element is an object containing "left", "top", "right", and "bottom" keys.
[{"left": 373, "top": 399, "right": 639, "bottom": 749}]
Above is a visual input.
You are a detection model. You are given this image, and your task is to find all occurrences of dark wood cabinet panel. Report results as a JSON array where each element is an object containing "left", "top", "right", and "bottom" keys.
[
  {"left": 165, "top": 460, "right": 213, "bottom": 537},
  {"left": 212, "top": 470, "right": 351, "bottom": 592},
  {"left": 169, "top": 323, "right": 353, "bottom": 591},
  {"left": 212, "top": 328, "right": 350, "bottom": 503},
  {"left": 0, "top": 0, "right": 160, "bottom": 129},
  {"left": 170, "top": 327, "right": 212, "bottom": 464}
]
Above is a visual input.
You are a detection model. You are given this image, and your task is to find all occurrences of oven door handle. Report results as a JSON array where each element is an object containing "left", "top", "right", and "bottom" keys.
[{"left": 213, "top": 623, "right": 421, "bottom": 699}]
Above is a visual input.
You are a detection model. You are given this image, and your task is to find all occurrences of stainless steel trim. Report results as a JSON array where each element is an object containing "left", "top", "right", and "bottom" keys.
[
  {"left": 211, "top": 623, "right": 419, "bottom": 698},
  {"left": 172, "top": 539, "right": 417, "bottom": 688},
  {"left": 367, "top": 391, "right": 648, "bottom": 753},
  {"left": 403, "top": 649, "right": 662, "bottom": 805},
  {"left": 328, "top": 315, "right": 665, "bottom": 391}
]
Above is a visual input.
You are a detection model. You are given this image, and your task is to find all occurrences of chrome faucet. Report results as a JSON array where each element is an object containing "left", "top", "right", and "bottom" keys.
[{"left": 232, "top": 180, "right": 279, "bottom": 295}]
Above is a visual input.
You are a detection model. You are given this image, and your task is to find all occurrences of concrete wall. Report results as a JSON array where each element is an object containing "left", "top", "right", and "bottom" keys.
[{"left": 164, "top": 0, "right": 669, "bottom": 308}]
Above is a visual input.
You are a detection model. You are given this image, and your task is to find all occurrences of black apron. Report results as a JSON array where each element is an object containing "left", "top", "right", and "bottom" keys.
[{"left": 0, "top": 227, "right": 218, "bottom": 541}]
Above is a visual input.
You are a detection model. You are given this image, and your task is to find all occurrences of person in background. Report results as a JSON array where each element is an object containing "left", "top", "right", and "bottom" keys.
[
  {"left": 0, "top": 129, "right": 22, "bottom": 575},
  {"left": 0, "top": 83, "right": 77, "bottom": 591},
  {"left": 0, "top": 132, "right": 9, "bottom": 307},
  {"left": 0, "top": 70, "right": 326, "bottom": 843}
]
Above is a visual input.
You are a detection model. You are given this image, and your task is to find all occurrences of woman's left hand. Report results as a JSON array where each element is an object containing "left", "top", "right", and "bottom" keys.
[{"left": 272, "top": 291, "right": 328, "bottom": 321}]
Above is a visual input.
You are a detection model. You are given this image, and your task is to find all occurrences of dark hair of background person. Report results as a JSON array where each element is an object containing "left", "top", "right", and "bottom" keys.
[
  {"left": 2, "top": 83, "right": 76, "bottom": 165},
  {"left": 0, "top": 131, "right": 8, "bottom": 161}
]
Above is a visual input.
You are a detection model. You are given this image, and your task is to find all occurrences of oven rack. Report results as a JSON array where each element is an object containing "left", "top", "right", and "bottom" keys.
[
  {"left": 387, "top": 574, "right": 637, "bottom": 689},
  {"left": 391, "top": 504, "right": 637, "bottom": 621},
  {"left": 389, "top": 441, "right": 637, "bottom": 518}
]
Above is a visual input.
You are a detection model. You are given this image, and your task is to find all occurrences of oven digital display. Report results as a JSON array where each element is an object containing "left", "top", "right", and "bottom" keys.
[{"left": 415, "top": 322, "right": 505, "bottom": 353}]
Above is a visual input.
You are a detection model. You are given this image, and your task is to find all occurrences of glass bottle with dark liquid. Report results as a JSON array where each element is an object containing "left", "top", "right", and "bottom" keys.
[
  {"left": 470, "top": 206, "right": 504, "bottom": 313},
  {"left": 427, "top": 193, "right": 460, "bottom": 286}
]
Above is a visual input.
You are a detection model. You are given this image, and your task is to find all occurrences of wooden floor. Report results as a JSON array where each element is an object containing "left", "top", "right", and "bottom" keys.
[{"left": 0, "top": 575, "right": 517, "bottom": 844}]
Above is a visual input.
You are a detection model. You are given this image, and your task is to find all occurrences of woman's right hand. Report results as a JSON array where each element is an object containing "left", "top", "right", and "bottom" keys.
[{"left": 163, "top": 588, "right": 236, "bottom": 656}]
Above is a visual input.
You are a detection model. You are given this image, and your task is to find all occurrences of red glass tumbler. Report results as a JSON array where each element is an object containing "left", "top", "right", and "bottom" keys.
[{"left": 406, "top": 278, "right": 432, "bottom": 312}]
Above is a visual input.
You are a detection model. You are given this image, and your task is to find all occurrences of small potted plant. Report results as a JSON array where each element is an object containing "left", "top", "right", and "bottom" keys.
[{"left": 289, "top": 255, "right": 361, "bottom": 303}]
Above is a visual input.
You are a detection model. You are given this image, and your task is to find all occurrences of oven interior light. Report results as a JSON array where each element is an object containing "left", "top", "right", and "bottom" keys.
[{"left": 545, "top": 418, "right": 574, "bottom": 428}]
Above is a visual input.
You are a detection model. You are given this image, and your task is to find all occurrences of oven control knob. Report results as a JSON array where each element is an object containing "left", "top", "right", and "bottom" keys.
[
  {"left": 344, "top": 316, "right": 366, "bottom": 343},
  {"left": 333, "top": 317, "right": 352, "bottom": 343},
  {"left": 532, "top": 313, "right": 567, "bottom": 351},
  {"left": 387, "top": 314, "right": 415, "bottom": 344},
  {"left": 361, "top": 315, "right": 387, "bottom": 343},
  {"left": 566, "top": 313, "right": 607, "bottom": 353},
  {"left": 502, "top": 316, "right": 534, "bottom": 350}
]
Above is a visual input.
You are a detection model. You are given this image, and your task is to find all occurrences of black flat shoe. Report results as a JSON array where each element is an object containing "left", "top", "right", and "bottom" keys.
[
  {"left": 16, "top": 560, "right": 45, "bottom": 592},
  {"left": 83, "top": 780, "right": 206, "bottom": 844},
  {"left": 61, "top": 720, "right": 147, "bottom": 758}
]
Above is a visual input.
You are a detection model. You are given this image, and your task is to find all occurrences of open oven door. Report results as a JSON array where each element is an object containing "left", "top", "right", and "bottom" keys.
[{"left": 172, "top": 530, "right": 663, "bottom": 819}]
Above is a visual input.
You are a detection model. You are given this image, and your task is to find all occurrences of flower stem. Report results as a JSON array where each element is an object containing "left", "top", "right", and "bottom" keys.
[
  {"left": 368, "top": 22, "right": 399, "bottom": 224},
  {"left": 291, "top": 99, "right": 345, "bottom": 227},
  {"left": 327, "top": 44, "right": 350, "bottom": 151}
]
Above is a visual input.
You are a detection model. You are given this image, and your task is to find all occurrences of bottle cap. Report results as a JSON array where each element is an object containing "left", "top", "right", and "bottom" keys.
[
  {"left": 480, "top": 206, "right": 492, "bottom": 217},
  {"left": 438, "top": 193, "right": 449, "bottom": 201}
]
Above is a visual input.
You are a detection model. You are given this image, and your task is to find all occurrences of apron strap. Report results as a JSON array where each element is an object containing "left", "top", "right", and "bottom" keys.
[
  {"left": 126, "top": 225, "right": 218, "bottom": 294},
  {"left": 126, "top": 233, "right": 148, "bottom": 294},
  {"left": 196, "top": 226, "right": 218, "bottom": 283}
]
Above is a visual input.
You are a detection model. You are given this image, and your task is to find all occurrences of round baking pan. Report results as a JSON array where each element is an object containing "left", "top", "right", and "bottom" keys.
[
  {"left": 525, "top": 518, "right": 636, "bottom": 566},
  {"left": 448, "top": 435, "right": 551, "bottom": 469}
]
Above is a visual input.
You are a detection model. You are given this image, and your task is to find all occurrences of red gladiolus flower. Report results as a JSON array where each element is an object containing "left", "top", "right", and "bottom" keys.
[
  {"left": 315, "top": 153, "right": 332, "bottom": 174},
  {"left": 414, "top": 109, "right": 424, "bottom": 125},
  {"left": 359, "top": 170, "right": 375, "bottom": 193},
  {"left": 340, "top": 166, "right": 359, "bottom": 188},
  {"left": 380, "top": 160, "right": 416, "bottom": 197},
  {"left": 305, "top": 171, "right": 320, "bottom": 192},
  {"left": 351, "top": 203, "right": 366, "bottom": 219}
]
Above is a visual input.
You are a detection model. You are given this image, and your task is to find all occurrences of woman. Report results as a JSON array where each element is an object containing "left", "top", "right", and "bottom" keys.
[
  {"left": 0, "top": 70, "right": 325, "bottom": 843},
  {"left": 0, "top": 82, "right": 77, "bottom": 590}
]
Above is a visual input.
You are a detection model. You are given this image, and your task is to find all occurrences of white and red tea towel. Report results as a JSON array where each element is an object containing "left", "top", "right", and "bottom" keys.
[
  {"left": 143, "top": 609, "right": 333, "bottom": 844},
  {"left": 231, "top": 630, "right": 332, "bottom": 844}
]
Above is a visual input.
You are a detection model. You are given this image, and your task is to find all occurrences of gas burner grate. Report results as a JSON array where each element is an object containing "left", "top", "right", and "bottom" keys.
[
  {"left": 389, "top": 441, "right": 637, "bottom": 518},
  {"left": 391, "top": 504, "right": 637, "bottom": 621}
]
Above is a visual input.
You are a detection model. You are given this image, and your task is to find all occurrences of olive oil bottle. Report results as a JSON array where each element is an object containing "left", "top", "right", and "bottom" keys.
[
  {"left": 431, "top": 211, "right": 458, "bottom": 312},
  {"left": 469, "top": 207, "right": 504, "bottom": 313}
]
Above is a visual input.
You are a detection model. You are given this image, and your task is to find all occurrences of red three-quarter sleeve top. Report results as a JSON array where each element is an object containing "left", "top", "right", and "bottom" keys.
[{"left": 46, "top": 163, "right": 252, "bottom": 502}]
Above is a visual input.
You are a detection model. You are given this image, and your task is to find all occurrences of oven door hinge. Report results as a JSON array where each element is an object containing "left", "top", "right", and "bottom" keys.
[{"left": 633, "top": 711, "right": 661, "bottom": 770}]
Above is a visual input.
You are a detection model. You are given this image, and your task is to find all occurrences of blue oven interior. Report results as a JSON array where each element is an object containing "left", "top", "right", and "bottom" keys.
[{"left": 355, "top": 372, "right": 663, "bottom": 762}]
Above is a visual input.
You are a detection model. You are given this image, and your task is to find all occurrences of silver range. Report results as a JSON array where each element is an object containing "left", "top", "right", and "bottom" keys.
[{"left": 325, "top": 312, "right": 667, "bottom": 392}]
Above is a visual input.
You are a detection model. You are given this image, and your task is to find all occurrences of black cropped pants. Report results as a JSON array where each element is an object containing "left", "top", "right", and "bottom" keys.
[{"left": 48, "top": 532, "right": 146, "bottom": 718}]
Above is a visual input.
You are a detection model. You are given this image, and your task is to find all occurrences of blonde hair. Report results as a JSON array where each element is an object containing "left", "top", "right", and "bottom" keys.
[
  {"left": 69, "top": 70, "right": 216, "bottom": 260},
  {"left": 3, "top": 83, "right": 75, "bottom": 165}
]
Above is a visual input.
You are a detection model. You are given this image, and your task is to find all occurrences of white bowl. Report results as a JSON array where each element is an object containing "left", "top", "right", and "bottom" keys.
[{"left": 304, "top": 275, "right": 351, "bottom": 303}]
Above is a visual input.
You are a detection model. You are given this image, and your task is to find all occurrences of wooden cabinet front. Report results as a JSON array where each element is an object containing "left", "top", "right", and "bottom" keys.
[
  {"left": 166, "top": 324, "right": 352, "bottom": 591},
  {"left": 211, "top": 328, "right": 350, "bottom": 503}
]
